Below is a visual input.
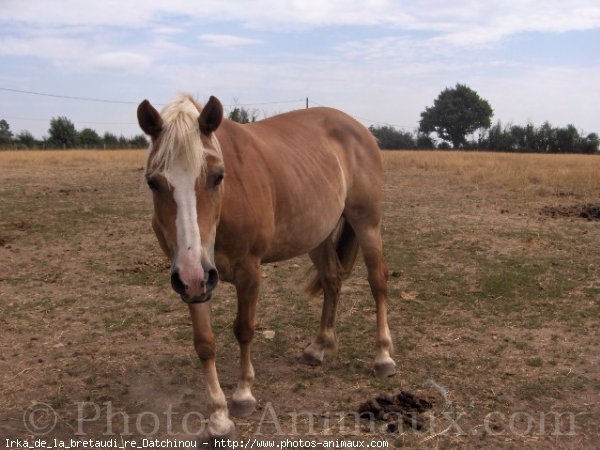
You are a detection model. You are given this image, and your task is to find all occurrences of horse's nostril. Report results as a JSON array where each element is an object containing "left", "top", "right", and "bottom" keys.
[
  {"left": 206, "top": 268, "right": 219, "bottom": 292},
  {"left": 170, "top": 269, "right": 187, "bottom": 295}
]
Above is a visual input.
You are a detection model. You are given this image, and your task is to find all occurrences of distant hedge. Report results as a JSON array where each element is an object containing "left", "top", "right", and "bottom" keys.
[
  {"left": 369, "top": 122, "right": 599, "bottom": 153},
  {"left": 0, "top": 117, "right": 148, "bottom": 150}
]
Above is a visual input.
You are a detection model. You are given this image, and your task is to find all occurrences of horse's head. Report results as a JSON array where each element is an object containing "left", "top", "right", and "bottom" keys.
[{"left": 137, "top": 94, "right": 224, "bottom": 303}]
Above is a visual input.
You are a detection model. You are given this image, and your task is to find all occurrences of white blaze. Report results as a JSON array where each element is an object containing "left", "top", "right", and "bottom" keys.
[{"left": 167, "top": 164, "right": 202, "bottom": 276}]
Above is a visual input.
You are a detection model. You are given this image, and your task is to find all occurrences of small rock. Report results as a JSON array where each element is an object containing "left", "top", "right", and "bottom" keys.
[{"left": 263, "top": 330, "right": 276, "bottom": 339}]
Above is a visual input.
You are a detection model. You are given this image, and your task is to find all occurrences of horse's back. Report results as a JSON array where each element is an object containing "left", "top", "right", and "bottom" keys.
[{"left": 249, "top": 107, "right": 381, "bottom": 159}]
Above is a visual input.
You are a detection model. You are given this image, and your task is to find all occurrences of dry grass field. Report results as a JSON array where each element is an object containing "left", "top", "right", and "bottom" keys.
[{"left": 1, "top": 149, "right": 599, "bottom": 449}]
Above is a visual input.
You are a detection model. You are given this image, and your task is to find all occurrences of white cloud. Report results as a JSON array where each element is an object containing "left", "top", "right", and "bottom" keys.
[
  {"left": 153, "top": 25, "right": 184, "bottom": 35},
  {"left": 3, "top": 1, "right": 600, "bottom": 61},
  {"left": 87, "top": 52, "right": 153, "bottom": 72},
  {"left": 0, "top": 36, "right": 87, "bottom": 60},
  {"left": 2, "top": 0, "right": 157, "bottom": 28},
  {"left": 0, "top": 33, "right": 153, "bottom": 74},
  {"left": 428, "top": 1, "right": 600, "bottom": 47},
  {"left": 1, "top": 0, "right": 411, "bottom": 29},
  {"left": 199, "top": 34, "right": 261, "bottom": 48},
  {"left": 4, "top": 1, "right": 600, "bottom": 35}
]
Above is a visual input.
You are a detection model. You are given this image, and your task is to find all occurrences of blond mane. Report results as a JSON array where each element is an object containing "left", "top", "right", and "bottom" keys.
[{"left": 147, "top": 94, "right": 221, "bottom": 175}]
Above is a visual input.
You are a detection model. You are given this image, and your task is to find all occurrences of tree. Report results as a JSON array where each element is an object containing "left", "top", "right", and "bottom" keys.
[
  {"left": 103, "top": 132, "right": 118, "bottom": 149},
  {"left": 368, "top": 125, "right": 415, "bottom": 149},
  {"left": 416, "top": 133, "right": 435, "bottom": 150},
  {"left": 554, "top": 124, "right": 579, "bottom": 153},
  {"left": 48, "top": 116, "right": 78, "bottom": 148},
  {"left": 228, "top": 106, "right": 257, "bottom": 124},
  {"left": 15, "top": 130, "right": 37, "bottom": 149},
  {"left": 79, "top": 128, "right": 102, "bottom": 148},
  {"left": 537, "top": 122, "right": 555, "bottom": 152},
  {"left": 0, "top": 119, "right": 13, "bottom": 146},
  {"left": 579, "top": 133, "right": 599, "bottom": 154},
  {"left": 419, "top": 83, "right": 493, "bottom": 148},
  {"left": 129, "top": 134, "right": 149, "bottom": 148},
  {"left": 118, "top": 135, "right": 129, "bottom": 148},
  {"left": 479, "top": 120, "right": 599, "bottom": 154}
]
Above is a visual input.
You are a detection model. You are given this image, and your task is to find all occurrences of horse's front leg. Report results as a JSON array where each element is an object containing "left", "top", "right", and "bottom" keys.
[
  {"left": 230, "top": 260, "right": 260, "bottom": 418},
  {"left": 188, "top": 302, "right": 235, "bottom": 440}
]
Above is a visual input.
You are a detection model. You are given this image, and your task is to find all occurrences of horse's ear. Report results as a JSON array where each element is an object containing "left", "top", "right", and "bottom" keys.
[
  {"left": 137, "top": 99, "right": 163, "bottom": 139},
  {"left": 199, "top": 96, "right": 223, "bottom": 135}
]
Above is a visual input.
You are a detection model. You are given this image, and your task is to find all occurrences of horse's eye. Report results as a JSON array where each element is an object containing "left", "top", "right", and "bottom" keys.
[
  {"left": 147, "top": 177, "right": 159, "bottom": 191},
  {"left": 210, "top": 172, "right": 224, "bottom": 189}
]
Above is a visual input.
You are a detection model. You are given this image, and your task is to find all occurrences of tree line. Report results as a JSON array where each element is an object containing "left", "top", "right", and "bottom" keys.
[
  {"left": 370, "top": 121, "right": 599, "bottom": 153},
  {"left": 2, "top": 85, "right": 598, "bottom": 153},
  {"left": 371, "top": 84, "right": 598, "bottom": 153},
  {"left": 0, "top": 116, "right": 148, "bottom": 149},
  {"left": 0, "top": 106, "right": 259, "bottom": 150}
]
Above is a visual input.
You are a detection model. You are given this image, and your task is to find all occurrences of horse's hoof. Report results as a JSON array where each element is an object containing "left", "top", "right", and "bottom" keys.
[
  {"left": 374, "top": 359, "right": 396, "bottom": 378},
  {"left": 198, "top": 425, "right": 236, "bottom": 450},
  {"left": 300, "top": 348, "right": 323, "bottom": 366},
  {"left": 230, "top": 396, "right": 257, "bottom": 418}
]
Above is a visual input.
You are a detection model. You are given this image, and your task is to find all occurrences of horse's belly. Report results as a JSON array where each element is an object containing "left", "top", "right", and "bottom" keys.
[{"left": 262, "top": 195, "right": 344, "bottom": 263}]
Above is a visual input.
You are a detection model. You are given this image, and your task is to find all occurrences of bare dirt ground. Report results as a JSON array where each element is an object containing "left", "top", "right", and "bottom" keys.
[{"left": 1, "top": 150, "right": 599, "bottom": 449}]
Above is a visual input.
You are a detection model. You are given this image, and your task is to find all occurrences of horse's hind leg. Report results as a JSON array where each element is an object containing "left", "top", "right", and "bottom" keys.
[
  {"left": 347, "top": 217, "right": 396, "bottom": 377},
  {"left": 301, "top": 237, "right": 341, "bottom": 365}
]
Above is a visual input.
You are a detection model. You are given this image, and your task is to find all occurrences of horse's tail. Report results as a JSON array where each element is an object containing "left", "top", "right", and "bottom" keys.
[{"left": 305, "top": 218, "right": 360, "bottom": 297}]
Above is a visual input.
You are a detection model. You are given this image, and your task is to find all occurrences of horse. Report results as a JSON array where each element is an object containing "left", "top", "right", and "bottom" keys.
[{"left": 136, "top": 94, "right": 396, "bottom": 441}]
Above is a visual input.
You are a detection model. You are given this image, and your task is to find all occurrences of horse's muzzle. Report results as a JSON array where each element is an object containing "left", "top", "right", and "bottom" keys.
[
  {"left": 181, "top": 293, "right": 213, "bottom": 304},
  {"left": 171, "top": 266, "right": 219, "bottom": 303}
]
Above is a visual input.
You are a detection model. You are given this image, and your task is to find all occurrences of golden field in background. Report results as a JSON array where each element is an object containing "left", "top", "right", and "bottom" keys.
[{"left": 3, "top": 148, "right": 599, "bottom": 199}]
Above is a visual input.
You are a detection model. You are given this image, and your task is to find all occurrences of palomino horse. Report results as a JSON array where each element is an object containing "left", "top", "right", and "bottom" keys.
[{"left": 137, "top": 94, "right": 396, "bottom": 440}]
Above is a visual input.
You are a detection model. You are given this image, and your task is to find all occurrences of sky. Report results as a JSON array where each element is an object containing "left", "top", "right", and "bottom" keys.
[{"left": 1, "top": 0, "right": 600, "bottom": 140}]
